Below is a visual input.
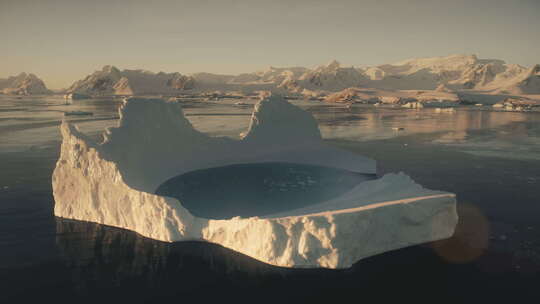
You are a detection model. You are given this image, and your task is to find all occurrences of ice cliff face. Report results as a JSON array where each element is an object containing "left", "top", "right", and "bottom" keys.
[
  {"left": 67, "top": 65, "right": 195, "bottom": 96},
  {"left": 0, "top": 72, "right": 51, "bottom": 95},
  {"left": 53, "top": 94, "right": 457, "bottom": 268},
  {"left": 242, "top": 95, "right": 321, "bottom": 144}
]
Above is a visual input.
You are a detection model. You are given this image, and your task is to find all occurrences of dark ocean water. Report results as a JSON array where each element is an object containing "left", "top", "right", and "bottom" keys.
[{"left": 1, "top": 96, "right": 539, "bottom": 303}]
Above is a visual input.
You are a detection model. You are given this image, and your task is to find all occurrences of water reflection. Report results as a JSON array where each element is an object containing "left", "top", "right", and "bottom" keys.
[
  {"left": 315, "top": 106, "right": 533, "bottom": 143},
  {"left": 2, "top": 95, "right": 539, "bottom": 159},
  {"left": 55, "top": 217, "right": 333, "bottom": 293},
  {"left": 54, "top": 212, "right": 535, "bottom": 302},
  {"left": 58, "top": 215, "right": 482, "bottom": 302}
]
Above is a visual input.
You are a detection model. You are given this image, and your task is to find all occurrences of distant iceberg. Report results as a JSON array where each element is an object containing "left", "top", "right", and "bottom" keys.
[
  {"left": 52, "top": 94, "right": 457, "bottom": 268},
  {"left": 64, "top": 92, "right": 91, "bottom": 100}
]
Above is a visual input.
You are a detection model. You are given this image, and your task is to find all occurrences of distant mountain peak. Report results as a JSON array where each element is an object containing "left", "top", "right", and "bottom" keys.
[
  {"left": 326, "top": 60, "right": 341, "bottom": 69},
  {"left": 393, "top": 54, "right": 480, "bottom": 69},
  {"left": 102, "top": 65, "right": 120, "bottom": 74},
  {"left": 0, "top": 72, "right": 50, "bottom": 95},
  {"left": 68, "top": 66, "right": 194, "bottom": 96}
]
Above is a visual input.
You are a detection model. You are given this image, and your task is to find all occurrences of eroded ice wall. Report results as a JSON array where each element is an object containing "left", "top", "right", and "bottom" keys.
[{"left": 97, "top": 96, "right": 375, "bottom": 192}]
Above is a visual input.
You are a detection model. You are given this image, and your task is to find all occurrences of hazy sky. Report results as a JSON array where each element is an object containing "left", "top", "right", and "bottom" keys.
[{"left": 1, "top": 0, "right": 539, "bottom": 89}]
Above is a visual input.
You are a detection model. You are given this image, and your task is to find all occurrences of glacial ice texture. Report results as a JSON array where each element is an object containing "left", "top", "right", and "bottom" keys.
[{"left": 52, "top": 95, "right": 457, "bottom": 268}]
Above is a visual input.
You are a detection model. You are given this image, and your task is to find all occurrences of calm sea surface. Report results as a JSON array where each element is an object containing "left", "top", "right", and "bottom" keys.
[{"left": 1, "top": 95, "right": 539, "bottom": 303}]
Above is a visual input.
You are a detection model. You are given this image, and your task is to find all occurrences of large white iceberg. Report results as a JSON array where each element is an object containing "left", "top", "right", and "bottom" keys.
[{"left": 52, "top": 95, "right": 457, "bottom": 269}]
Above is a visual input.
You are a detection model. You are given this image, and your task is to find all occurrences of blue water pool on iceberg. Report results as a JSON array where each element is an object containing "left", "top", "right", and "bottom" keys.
[{"left": 155, "top": 162, "right": 377, "bottom": 219}]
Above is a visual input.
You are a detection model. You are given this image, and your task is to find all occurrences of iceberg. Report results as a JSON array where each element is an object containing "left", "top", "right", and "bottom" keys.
[
  {"left": 52, "top": 94, "right": 457, "bottom": 269},
  {"left": 64, "top": 92, "right": 91, "bottom": 100}
]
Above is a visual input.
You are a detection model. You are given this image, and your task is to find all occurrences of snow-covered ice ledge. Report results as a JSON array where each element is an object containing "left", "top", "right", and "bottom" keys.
[{"left": 52, "top": 95, "right": 457, "bottom": 269}]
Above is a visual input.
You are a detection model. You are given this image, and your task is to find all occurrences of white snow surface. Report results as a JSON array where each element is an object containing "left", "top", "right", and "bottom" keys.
[{"left": 53, "top": 95, "right": 457, "bottom": 268}]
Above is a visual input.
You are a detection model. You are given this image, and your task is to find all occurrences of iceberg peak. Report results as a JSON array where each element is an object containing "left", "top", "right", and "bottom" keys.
[{"left": 242, "top": 94, "right": 322, "bottom": 144}]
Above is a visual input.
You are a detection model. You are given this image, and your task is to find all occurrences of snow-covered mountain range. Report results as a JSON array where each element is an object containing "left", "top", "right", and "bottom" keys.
[
  {"left": 66, "top": 65, "right": 195, "bottom": 96},
  {"left": 0, "top": 73, "right": 51, "bottom": 95},
  {"left": 363, "top": 54, "right": 533, "bottom": 92},
  {"left": 189, "top": 54, "right": 538, "bottom": 95},
  {"left": 11, "top": 54, "right": 537, "bottom": 96}
]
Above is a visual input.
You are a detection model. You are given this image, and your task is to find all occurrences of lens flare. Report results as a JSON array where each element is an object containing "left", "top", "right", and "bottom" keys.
[{"left": 432, "top": 202, "right": 490, "bottom": 263}]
